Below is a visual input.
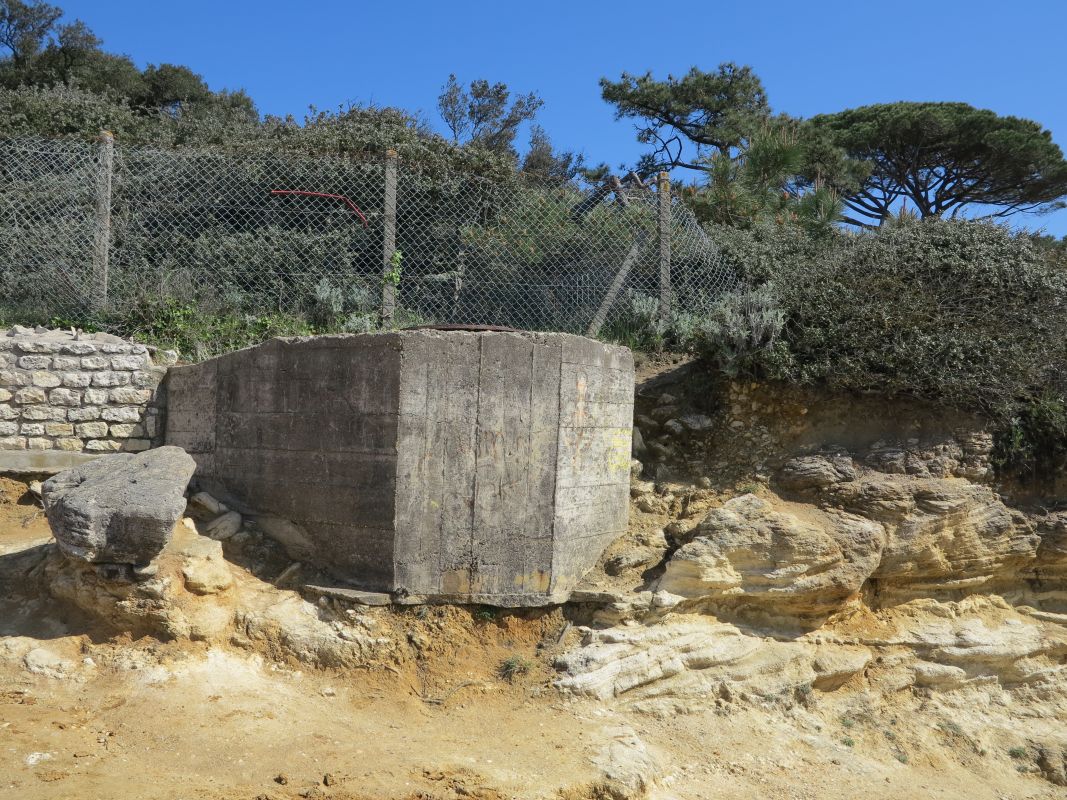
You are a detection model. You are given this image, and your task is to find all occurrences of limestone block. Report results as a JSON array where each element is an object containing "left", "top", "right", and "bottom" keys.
[
  {"left": 16, "top": 341, "right": 57, "bottom": 353},
  {"left": 107, "top": 422, "right": 144, "bottom": 438},
  {"left": 75, "top": 422, "right": 109, "bottom": 438},
  {"left": 59, "top": 343, "right": 97, "bottom": 355},
  {"left": 67, "top": 406, "right": 101, "bottom": 421},
  {"left": 110, "top": 354, "right": 149, "bottom": 370},
  {"left": 20, "top": 423, "right": 45, "bottom": 435},
  {"left": 27, "top": 437, "right": 52, "bottom": 450},
  {"left": 17, "top": 355, "right": 51, "bottom": 369},
  {"left": 13, "top": 387, "right": 46, "bottom": 404},
  {"left": 49, "top": 388, "right": 82, "bottom": 406},
  {"left": 131, "top": 367, "right": 168, "bottom": 389},
  {"left": 21, "top": 405, "right": 66, "bottom": 421},
  {"left": 44, "top": 422, "right": 73, "bottom": 437},
  {"left": 109, "top": 387, "right": 153, "bottom": 404},
  {"left": 0, "top": 369, "right": 30, "bottom": 386},
  {"left": 41, "top": 446, "right": 196, "bottom": 564},
  {"left": 61, "top": 372, "right": 93, "bottom": 388},
  {"left": 0, "top": 436, "right": 26, "bottom": 450},
  {"left": 31, "top": 370, "right": 61, "bottom": 388},
  {"left": 179, "top": 535, "right": 233, "bottom": 594},
  {"left": 83, "top": 388, "right": 109, "bottom": 404},
  {"left": 91, "top": 371, "right": 130, "bottom": 387},
  {"left": 85, "top": 439, "right": 122, "bottom": 452},
  {"left": 80, "top": 356, "right": 108, "bottom": 369},
  {"left": 101, "top": 406, "right": 141, "bottom": 423}
]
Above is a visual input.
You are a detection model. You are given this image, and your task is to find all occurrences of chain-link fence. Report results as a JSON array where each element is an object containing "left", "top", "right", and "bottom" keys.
[{"left": 0, "top": 135, "right": 736, "bottom": 337}]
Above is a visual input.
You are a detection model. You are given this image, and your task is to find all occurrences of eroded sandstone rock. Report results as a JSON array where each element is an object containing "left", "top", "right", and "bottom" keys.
[
  {"left": 657, "top": 494, "right": 884, "bottom": 622},
  {"left": 771, "top": 452, "right": 1047, "bottom": 599},
  {"left": 45, "top": 518, "right": 234, "bottom": 640},
  {"left": 776, "top": 454, "right": 856, "bottom": 493}
]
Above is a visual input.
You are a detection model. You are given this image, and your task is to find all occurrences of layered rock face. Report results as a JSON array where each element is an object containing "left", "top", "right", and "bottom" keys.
[
  {"left": 658, "top": 494, "right": 883, "bottom": 623},
  {"left": 558, "top": 424, "right": 1067, "bottom": 787},
  {"left": 656, "top": 443, "right": 1061, "bottom": 625}
]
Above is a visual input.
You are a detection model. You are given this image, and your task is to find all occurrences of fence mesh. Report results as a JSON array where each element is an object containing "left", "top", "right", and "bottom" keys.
[{"left": 0, "top": 135, "right": 737, "bottom": 338}]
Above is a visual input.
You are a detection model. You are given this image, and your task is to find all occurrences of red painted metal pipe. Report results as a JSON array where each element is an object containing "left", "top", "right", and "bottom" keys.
[{"left": 269, "top": 189, "right": 369, "bottom": 228}]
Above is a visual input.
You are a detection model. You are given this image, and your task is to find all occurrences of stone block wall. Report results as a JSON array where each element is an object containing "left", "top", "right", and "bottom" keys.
[{"left": 0, "top": 326, "right": 171, "bottom": 471}]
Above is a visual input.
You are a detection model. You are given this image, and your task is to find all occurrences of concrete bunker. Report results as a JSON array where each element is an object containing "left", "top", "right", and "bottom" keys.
[{"left": 165, "top": 329, "right": 634, "bottom": 605}]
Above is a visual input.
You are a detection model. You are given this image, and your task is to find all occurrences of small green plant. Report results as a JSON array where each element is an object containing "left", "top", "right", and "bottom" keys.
[
  {"left": 842, "top": 737, "right": 855, "bottom": 748},
  {"left": 840, "top": 717, "right": 856, "bottom": 729},
  {"left": 48, "top": 314, "right": 100, "bottom": 332},
  {"left": 383, "top": 248, "right": 403, "bottom": 288},
  {"left": 1008, "top": 746, "right": 1028, "bottom": 759},
  {"left": 688, "top": 285, "right": 785, "bottom": 377},
  {"left": 895, "top": 753, "right": 908, "bottom": 764},
  {"left": 939, "top": 721, "right": 963, "bottom": 736},
  {"left": 883, "top": 730, "right": 896, "bottom": 741},
  {"left": 474, "top": 606, "right": 496, "bottom": 622},
  {"left": 498, "top": 654, "right": 533, "bottom": 682}
]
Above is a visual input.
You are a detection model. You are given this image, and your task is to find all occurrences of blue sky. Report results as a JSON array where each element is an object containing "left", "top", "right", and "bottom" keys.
[{"left": 60, "top": 0, "right": 1067, "bottom": 236}]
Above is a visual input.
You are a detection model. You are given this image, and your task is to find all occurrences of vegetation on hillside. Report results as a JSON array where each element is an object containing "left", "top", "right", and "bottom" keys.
[{"left": 4, "top": 0, "right": 1067, "bottom": 480}]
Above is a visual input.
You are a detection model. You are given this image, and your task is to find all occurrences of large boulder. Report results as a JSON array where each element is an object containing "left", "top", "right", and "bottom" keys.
[{"left": 42, "top": 446, "right": 196, "bottom": 565}]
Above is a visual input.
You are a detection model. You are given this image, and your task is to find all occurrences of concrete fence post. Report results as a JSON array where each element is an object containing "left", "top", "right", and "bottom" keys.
[
  {"left": 656, "top": 170, "right": 672, "bottom": 322},
  {"left": 92, "top": 130, "right": 115, "bottom": 311},
  {"left": 381, "top": 148, "right": 399, "bottom": 327}
]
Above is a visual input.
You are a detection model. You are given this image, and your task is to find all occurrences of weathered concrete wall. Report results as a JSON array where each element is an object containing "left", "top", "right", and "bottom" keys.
[
  {"left": 167, "top": 335, "right": 402, "bottom": 588},
  {"left": 0, "top": 326, "right": 170, "bottom": 474},
  {"left": 167, "top": 330, "right": 633, "bottom": 604}
]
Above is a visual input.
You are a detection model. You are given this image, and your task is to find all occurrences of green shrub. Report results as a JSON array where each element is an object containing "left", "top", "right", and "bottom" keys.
[
  {"left": 711, "top": 218, "right": 1067, "bottom": 421},
  {"left": 687, "top": 284, "right": 784, "bottom": 375},
  {"left": 498, "top": 654, "right": 533, "bottom": 682},
  {"left": 98, "top": 298, "right": 313, "bottom": 360},
  {"left": 993, "top": 388, "right": 1067, "bottom": 480}
]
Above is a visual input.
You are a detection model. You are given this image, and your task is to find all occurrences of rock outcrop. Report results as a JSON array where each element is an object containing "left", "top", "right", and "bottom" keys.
[
  {"left": 653, "top": 445, "right": 1063, "bottom": 625},
  {"left": 657, "top": 494, "right": 883, "bottom": 624},
  {"left": 776, "top": 452, "right": 1044, "bottom": 600},
  {"left": 45, "top": 518, "right": 235, "bottom": 641},
  {"left": 42, "top": 446, "right": 196, "bottom": 565}
]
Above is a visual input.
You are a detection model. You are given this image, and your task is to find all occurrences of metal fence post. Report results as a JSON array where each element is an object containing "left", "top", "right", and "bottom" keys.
[
  {"left": 92, "top": 130, "right": 114, "bottom": 311},
  {"left": 381, "top": 148, "right": 398, "bottom": 327},
  {"left": 657, "top": 170, "right": 672, "bottom": 322}
]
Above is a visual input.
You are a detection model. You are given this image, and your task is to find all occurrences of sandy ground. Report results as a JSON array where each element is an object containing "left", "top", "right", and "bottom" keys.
[
  {"left": 3, "top": 634, "right": 1060, "bottom": 800},
  {"left": 1, "top": 478, "right": 1062, "bottom": 800}
]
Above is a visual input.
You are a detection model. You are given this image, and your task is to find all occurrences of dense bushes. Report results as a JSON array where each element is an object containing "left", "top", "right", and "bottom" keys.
[
  {"left": 646, "top": 217, "right": 1067, "bottom": 480},
  {"left": 0, "top": 84, "right": 514, "bottom": 179},
  {"left": 695, "top": 218, "right": 1067, "bottom": 420}
]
